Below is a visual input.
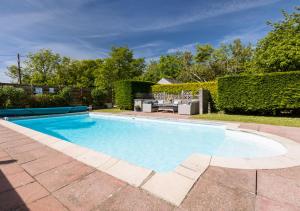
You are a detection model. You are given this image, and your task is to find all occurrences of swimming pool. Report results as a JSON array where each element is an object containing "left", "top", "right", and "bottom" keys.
[{"left": 11, "top": 113, "right": 287, "bottom": 172}]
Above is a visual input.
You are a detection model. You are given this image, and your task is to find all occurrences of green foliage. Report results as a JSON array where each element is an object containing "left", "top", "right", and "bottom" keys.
[
  {"left": 58, "top": 87, "right": 72, "bottom": 104},
  {"left": 55, "top": 59, "right": 102, "bottom": 88},
  {"left": 142, "top": 52, "right": 193, "bottom": 83},
  {"left": 195, "top": 44, "right": 214, "bottom": 64},
  {"left": 218, "top": 71, "right": 300, "bottom": 114},
  {"left": 94, "top": 47, "right": 145, "bottom": 92},
  {"left": 143, "top": 40, "right": 253, "bottom": 83},
  {"left": 152, "top": 81, "right": 218, "bottom": 109},
  {"left": 251, "top": 8, "right": 300, "bottom": 72},
  {"left": 28, "top": 89, "right": 71, "bottom": 108},
  {"left": 0, "top": 86, "right": 73, "bottom": 108},
  {"left": 114, "top": 80, "right": 154, "bottom": 110},
  {"left": 0, "top": 86, "right": 26, "bottom": 108},
  {"left": 91, "top": 88, "right": 108, "bottom": 106},
  {"left": 6, "top": 50, "right": 102, "bottom": 88}
]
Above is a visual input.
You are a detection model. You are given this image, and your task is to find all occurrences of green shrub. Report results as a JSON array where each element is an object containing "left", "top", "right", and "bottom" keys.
[
  {"left": 91, "top": 88, "right": 108, "bottom": 106},
  {"left": 114, "top": 80, "right": 154, "bottom": 110},
  {"left": 0, "top": 86, "right": 26, "bottom": 108},
  {"left": 218, "top": 71, "right": 300, "bottom": 115},
  {"left": 28, "top": 93, "right": 68, "bottom": 108},
  {"left": 58, "top": 87, "right": 72, "bottom": 104},
  {"left": 152, "top": 81, "right": 218, "bottom": 110}
]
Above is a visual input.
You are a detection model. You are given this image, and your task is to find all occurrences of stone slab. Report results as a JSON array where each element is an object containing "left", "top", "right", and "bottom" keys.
[
  {"left": 104, "top": 160, "right": 153, "bottom": 187},
  {"left": 142, "top": 172, "right": 195, "bottom": 206}
]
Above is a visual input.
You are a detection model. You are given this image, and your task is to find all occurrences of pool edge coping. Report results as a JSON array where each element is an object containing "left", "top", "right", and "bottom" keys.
[{"left": 1, "top": 112, "right": 300, "bottom": 206}]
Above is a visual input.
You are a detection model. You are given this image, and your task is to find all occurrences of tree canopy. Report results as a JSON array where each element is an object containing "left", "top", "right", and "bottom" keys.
[{"left": 251, "top": 7, "right": 300, "bottom": 72}]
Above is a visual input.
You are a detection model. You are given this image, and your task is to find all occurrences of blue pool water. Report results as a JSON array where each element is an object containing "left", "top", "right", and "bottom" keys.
[{"left": 11, "top": 114, "right": 286, "bottom": 172}]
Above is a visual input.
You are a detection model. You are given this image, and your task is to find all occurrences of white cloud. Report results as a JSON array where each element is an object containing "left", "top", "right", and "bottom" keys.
[
  {"left": 219, "top": 25, "right": 270, "bottom": 45},
  {"left": 167, "top": 43, "right": 198, "bottom": 54},
  {"left": 131, "top": 0, "right": 279, "bottom": 32},
  {"left": 82, "top": 32, "right": 121, "bottom": 39},
  {"left": 132, "top": 42, "right": 163, "bottom": 50}
]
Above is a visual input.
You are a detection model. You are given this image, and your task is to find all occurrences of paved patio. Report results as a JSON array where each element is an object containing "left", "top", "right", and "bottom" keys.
[{"left": 0, "top": 119, "right": 300, "bottom": 210}]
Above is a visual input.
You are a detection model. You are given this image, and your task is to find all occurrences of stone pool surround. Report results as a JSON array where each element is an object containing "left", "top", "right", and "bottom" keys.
[{"left": 1, "top": 112, "right": 300, "bottom": 206}]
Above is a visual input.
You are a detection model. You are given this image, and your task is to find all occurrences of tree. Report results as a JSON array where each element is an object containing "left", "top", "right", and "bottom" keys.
[
  {"left": 194, "top": 44, "right": 214, "bottom": 64},
  {"left": 142, "top": 52, "right": 193, "bottom": 82},
  {"left": 6, "top": 65, "right": 31, "bottom": 84},
  {"left": 55, "top": 59, "right": 102, "bottom": 88},
  {"left": 142, "top": 60, "right": 161, "bottom": 82},
  {"left": 6, "top": 49, "right": 102, "bottom": 88},
  {"left": 6, "top": 49, "right": 63, "bottom": 86},
  {"left": 251, "top": 7, "right": 300, "bottom": 72},
  {"left": 94, "top": 47, "right": 145, "bottom": 91},
  {"left": 25, "top": 49, "right": 62, "bottom": 86}
]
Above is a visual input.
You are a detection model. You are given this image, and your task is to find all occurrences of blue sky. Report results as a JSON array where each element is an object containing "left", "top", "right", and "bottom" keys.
[{"left": 0, "top": 0, "right": 298, "bottom": 82}]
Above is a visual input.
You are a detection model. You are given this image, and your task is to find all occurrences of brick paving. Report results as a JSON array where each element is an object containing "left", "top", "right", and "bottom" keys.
[{"left": 0, "top": 121, "right": 300, "bottom": 210}]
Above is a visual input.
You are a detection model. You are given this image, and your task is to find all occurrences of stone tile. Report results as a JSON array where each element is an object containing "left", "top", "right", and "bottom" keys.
[
  {"left": 255, "top": 195, "right": 300, "bottom": 211},
  {"left": 257, "top": 170, "right": 300, "bottom": 207},
  {"left": 62, "top": 145, "right": 89, "bottom": 158},
  {"left": 0, "top": 163, "right": 24, "bottom": 175},
  {"left": 0, "top": 132, "right": 27, "bottom": 140},
  {"left": 0, "top": 182, "right": 49, "bottom": 210},
  {"left": 11, "top": 147, "right": 59, "bottom": 164},
  {"left": 97, "top": 157, "right": 119, "bottom": 171},
  {"left": 5, "top": 142, "right": 44, "bottom": 155},
  {"left": 175, "top": 165, "right": 202, "bottom": 180},
  {"left": 142, "top": 172, "right": 195, "bottom": 206},
  {"left": 201, "top": 166, "right": 256, "bottom": 193},
  {"left": 259, "top": 166, "right": 300, "bottom": 186},
  {"left": 21, "top": 154, "right": 72, "bottom": 176},
  {"left": 0, "top": 138, "right": 34, "bottom": 149},
  {"left": 36, "top": 160, "right": 94, "bottom": 192},
  {"left": 0, "top": 149, "right": 9, "bottom": 158},
  {"left": 53, "top": 171, "right": 126, "bottom": 210},
  {"left": 104, "top": 160, "right": 153, "bottom": 187},
  {"left": 180, "top": 154, "right": 211, "bottom": 172},
  {"left": 0, "top": 155, "right": 12, "bottom": 162},
  {"left": 178, "top": 178, "right": 255, "bottom": 211},
  {"left": 49, "top": 141, "right": 74, "bottom": 151},
  {"left": 97, "top": 185, "right": 174, "bottom": 211},
  {"left": 76, "top": 150, "right": 111, "bottom": 168},
  {"left": 22, "top": 195, "right": 68, "bottom": 211},
  {"left": 0, "top": 132, "right": 29, "bottom": 139},
  {"left": 239, "top": 123, "right": 260, "bottom": 131},
  {"left": 0, "top": 170, "right": 34, "bottom": 193}
]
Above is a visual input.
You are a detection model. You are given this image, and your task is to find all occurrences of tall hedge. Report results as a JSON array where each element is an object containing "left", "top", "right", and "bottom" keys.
[
  {"left": 114, "top": 80, "right": 154, "bottom": 110},
  {"left": 218, "top": 71, "right": 300, "bottom": 114},
  {"left": 152, "top": 81, "right": 218, "bottom": 109}
]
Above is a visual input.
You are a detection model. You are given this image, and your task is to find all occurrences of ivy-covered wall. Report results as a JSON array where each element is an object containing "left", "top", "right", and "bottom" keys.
[{"left": 152, "top": 81, "right": 218, "bottom": 109}]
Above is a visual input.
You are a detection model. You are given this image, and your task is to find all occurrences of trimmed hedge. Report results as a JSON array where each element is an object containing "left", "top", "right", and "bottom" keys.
[
  {"left": 152, "top": 81, "right": 218, "bottom": 109},
  {"left": 114, "top": 80, "right": 154, "bottom": 110},
  {"left": 218, "top": 71, "right": 300, "bottom": 114}
]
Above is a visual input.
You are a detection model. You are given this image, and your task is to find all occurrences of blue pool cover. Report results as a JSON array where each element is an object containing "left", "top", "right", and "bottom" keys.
[{"left": 0, "top": 106, "right": 88, "bottom": 117}]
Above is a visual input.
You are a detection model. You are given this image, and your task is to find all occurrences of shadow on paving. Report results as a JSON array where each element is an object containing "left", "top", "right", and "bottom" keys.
[{"left": 0, "top": 159, "right": 29, "bottom": 210}]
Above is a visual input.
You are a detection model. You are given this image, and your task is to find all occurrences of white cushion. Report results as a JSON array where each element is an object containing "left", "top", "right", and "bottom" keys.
[{"left": 158, "top": 100, "right": 164, "bottom": 104}]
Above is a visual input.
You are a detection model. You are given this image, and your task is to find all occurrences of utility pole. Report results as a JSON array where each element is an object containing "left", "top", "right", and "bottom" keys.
[{"left": 17, "top": 53, "right": 21, "bottom": 84}]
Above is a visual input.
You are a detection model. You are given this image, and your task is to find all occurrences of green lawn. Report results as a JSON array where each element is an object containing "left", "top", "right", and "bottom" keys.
[
  {"left": 92, "top": 108, "right": 126, "bottom": 113},
  {"left": 192, "top": 113, "right": 300, "bottom": 127}
]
